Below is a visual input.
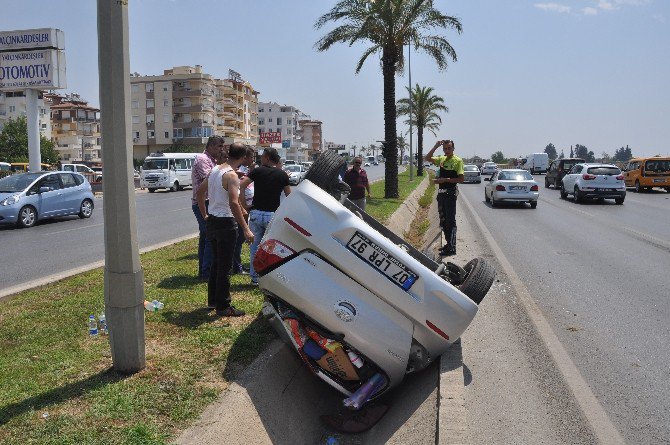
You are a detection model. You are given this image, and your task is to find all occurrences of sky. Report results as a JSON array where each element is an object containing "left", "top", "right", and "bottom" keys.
[{"left": 2, "top": 0, "right": 669, "bottom": 159}]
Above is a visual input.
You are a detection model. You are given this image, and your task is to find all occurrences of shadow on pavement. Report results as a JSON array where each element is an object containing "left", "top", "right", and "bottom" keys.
[{"left": 0, "top": 367, "right": 128, "bottom": 426}]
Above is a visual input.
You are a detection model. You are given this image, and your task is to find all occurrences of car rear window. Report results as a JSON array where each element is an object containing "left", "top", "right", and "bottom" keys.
[
  {"left": 464, "top": 165, "right": 479, "bottom": 171},
  {"left": 562, "top": 161, "right": 578, "bottom": 170},
  {"left": 498, "top": 171, "right": 533, "bottom": 180},
  {"left": 645, "top": 160, "right": 670, "bottom": 173},
  {"left": 587, "top": 167, "right": 621, "bottom": 175}
]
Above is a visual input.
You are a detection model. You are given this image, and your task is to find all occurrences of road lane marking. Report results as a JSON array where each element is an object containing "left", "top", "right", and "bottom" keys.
[
  {"left": 460, "top": 191, "right": 626, "bottom": 444},
  {"left": 538, "top": 194, "right": 670, "bottom": 252},
  {"left": 44, "top": 222, "right": 104, "bottom": 236},
  {"left": 0, "top": 232, "right": 199, "bottom": 301}
]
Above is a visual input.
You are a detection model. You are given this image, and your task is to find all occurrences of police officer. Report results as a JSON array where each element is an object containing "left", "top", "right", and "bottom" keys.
[{"left": 424, "top": 140, "right": 464, "bottom": 256}]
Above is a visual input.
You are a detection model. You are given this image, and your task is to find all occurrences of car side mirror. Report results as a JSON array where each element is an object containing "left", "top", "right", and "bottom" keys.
[{"left": 39, "top": 186, "right": 51, "bottom": 193}]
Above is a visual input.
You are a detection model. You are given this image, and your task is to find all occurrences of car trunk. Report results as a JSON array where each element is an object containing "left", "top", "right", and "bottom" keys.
[{"left": 585, "top": 167, "right": 622, "bottom": 189}]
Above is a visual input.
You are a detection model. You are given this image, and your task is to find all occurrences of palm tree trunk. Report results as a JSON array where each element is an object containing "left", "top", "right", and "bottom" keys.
[
  {"left": 382, "top": 45, "right": 398, "bottom": 198},
  {"left": 417, "top": 126, "right": 424, "bottom": 176}
]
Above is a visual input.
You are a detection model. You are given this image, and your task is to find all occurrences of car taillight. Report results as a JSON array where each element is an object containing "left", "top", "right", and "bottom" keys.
[
  {"left": 530, "top": 184, "right": 539, "bottom": 191},
  {"left": 495, "top": 185, "right": 506, "bottom": 191},
  {"left": 616, "top": 175, "right": 624, "bottom": 180},
  {"left": 582, "top": 174, "right": 596, "bottom": 180},
  {"left": 253, "top": 239, "right": 296, "bottom": 275}
]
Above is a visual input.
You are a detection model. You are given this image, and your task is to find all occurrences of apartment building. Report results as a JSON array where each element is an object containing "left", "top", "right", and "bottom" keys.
[
  {"left": 129, "top": 65, "right": 259, "bottom": 160},
  {"left": 44, "top": 93, "right": 101, "bottom": 162},
  {"left": 258, "top": 102, "right": 324, "bottom": 162},
  {"left": 0, "top": 90, "right": 51, "bottom": 138}
]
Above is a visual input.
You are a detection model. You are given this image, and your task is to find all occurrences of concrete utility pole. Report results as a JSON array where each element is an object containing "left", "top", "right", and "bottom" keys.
[
  {"left": 97, "top": 0, "right": 145, "bottom": 373},
  {"left": 25, "top": 89, "right": 42, "bottom": 171}
]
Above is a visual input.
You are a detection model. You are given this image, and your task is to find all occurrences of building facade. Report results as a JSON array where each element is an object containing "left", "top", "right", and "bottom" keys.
[
  {"left": 297, "top": 119, "right": 323, "bottom": 160},
  {"left": 258, "top": 102, "right": 323, "bottom": 162},
  {"left": 0, "top": 90, "right": 51, "bottom": 138},
  {"left": 45, "top": 93, "right": 101, "bottom": 162},
  {"left": 129, "top": 66, "right": 258, "bottom": 160}
]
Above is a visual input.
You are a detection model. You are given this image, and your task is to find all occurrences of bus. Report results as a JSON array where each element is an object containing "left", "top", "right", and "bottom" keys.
[{"left": 140, "top": 152, "right": 197, "bottom": 192}]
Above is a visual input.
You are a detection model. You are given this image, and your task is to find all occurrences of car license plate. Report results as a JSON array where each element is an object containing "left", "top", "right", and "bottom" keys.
[
  {"left": 510, "top": 186, "right": 525, "bottom": 191},
  {"left": 653, "top": 178, "right": 665, "bottom": 183},
  {"left": 347, "top": 232, "right": 417, "bottom": 291}
]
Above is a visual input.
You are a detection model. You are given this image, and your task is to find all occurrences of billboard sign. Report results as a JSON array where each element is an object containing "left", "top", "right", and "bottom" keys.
[
  {"left": 259, "top": 131, "right": 282, "bottom": 145},
  {"left": 0, "top": 49, "right": 66, "bottom": 90},
  {"left": 0, "top": 28, "right": 65, "bottom": 52}
]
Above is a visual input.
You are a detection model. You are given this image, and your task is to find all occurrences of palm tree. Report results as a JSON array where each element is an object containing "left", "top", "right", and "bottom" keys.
[
  {"left": 315, "top": 0, "right": 462, "bottom": 198},
  {"left": 397, "top": 84, "right": 447, "bottom": 176},
  {"left": 397, "top": 134, "right": 408, "bottom": 165}
]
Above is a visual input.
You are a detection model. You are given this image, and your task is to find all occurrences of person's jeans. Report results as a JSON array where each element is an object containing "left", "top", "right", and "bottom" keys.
[
  {"left": 249, "top": 209, "right": 274, "bottom": 282},
  {"left": 206, "top": 216, "right": 237, "bottom": 310},
  {"left": 232, "top": 222, "right": 246, "bottom": 273},
  {"left": 350, "top": 197, "right": 366, "bottom": 211},
  {"left": 192, "top": 203, "right": 213, "bottom": 279}
]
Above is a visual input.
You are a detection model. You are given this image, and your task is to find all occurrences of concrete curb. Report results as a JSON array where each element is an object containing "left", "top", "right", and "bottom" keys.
[{"left": 386, "top": 175, "right": 430, "bottom": 236}]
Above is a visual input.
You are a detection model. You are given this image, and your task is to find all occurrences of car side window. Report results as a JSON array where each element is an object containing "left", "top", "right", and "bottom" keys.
[
  {"left": 574, "top": 165, "right": 583, "bottom": 174},
  {"left": 31, "top": 174, "right": 61, "bottom": 193},
  {"left": 60, "top": 173, "right": 77, "bottom": 188},
  {"left": 73, "top": 174, "right": 84, "bottom": 186}
]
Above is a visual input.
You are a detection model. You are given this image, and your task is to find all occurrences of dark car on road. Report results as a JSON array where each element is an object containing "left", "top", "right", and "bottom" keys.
[{"left": 545, "top": 158, "right": 584, "bottom": 189}]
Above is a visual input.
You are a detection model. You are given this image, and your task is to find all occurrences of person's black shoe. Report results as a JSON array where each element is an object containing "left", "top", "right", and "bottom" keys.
[
  {"left": 216, "top": 306, "right": 246, "bottom": 317},
  {"left": 439, "top": 247, "right": 456, "bottom": 257}
]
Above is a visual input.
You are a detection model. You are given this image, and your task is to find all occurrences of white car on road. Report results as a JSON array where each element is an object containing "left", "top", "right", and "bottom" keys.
[
  {"left": 284, "top": 164, "right": 307, "bottom": 185},
  {"left": 480, "top": 162, "right": 498, "bottom": 175},
  {"left": 484, "top": 169, "right": 539, "bottom": 208},
  {"left": 560, "top": 163, "right": 626, "bottom": 204},
  {"left": 463, "top": 165, "right": 482, "bottom": 183}
]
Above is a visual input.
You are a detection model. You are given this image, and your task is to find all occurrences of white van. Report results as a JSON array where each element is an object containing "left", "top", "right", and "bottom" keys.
[
  {"left": 61, "top": 163, "right": 101, "bottom": 182},
  {"left": 520, "top": 153, "right": 549, "bottom": 174},
  {"left": 140, "top": 152, "right": 197, "bottom": 192}
]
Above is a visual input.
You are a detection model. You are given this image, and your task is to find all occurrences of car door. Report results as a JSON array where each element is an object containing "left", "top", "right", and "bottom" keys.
[
  {"left": 59, "top": 173, "right": 80, "bottom": 213},
  {"left": 30, "top": 174, "right": 64, "bottom": 217},
  {"left": 562, "top": 166, "right": 577, "bottom": 190}
]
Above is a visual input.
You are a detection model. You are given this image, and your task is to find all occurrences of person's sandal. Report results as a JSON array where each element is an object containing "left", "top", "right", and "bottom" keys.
[{"left": 216, "top": 306, "right": 246, "bottom": 317}]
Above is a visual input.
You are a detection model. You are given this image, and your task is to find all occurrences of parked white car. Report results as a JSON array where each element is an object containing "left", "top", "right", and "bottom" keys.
[
  {"left": 560, "top": 163, "right": 626, "bottom": 204},
  {"left": 484, "top": 169, "right": 539, "bottom": 208},
  {"left": 480, "top": 162, "right": 498, "bottom": 175}
]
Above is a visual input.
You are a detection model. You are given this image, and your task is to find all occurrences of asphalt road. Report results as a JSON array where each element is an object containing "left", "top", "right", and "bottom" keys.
[{"left": 456, "top": 177, "right": 670, "bottom": 444}]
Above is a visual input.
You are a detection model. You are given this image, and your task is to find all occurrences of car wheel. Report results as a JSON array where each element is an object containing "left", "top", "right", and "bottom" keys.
[
  {"left": 304, "top": 150, "right": 346, "bottom": 195},
  {"left": 530, "top": 201, "right": 537, "bottom": 209},
  {"left": 18, "top": 205, "right": 37, "bottom": 228},
  {"left": 544, "top": 177, "right": 549, "bottom": 188},
  {"left": 171, "top": 181, "right": 179, "bottom": 192},
  {"left": 615, "top": 197, "right": 625, "bottom": 205},
  {"left": 574, "top": 186, "right": 582, "bottom": 203},
  {"left": 634, "top": 180, "right": 642, "bottom": 193},
  {"left": 458, "top": 258, "right": 496, "bottom": 305},
  {"left": 148, "top": 188, "right": 156, "bottom": 193},
  {"left": 554, "top": 179, "right": 561, "bottom": 189},
  {"left": 78, "top": 199, "right": 93, "bottom": 219},
  {"left": 560, "top": 184, "right": 567, "bottom": 199},
  {"left": 665, "top": 187, "right": 670, "bottom": 193}
]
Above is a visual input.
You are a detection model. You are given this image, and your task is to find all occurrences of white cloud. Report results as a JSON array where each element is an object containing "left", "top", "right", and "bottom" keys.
[
  {"left": 534, "top": 3, "right": 572, "bottom": 13},
  {"left": 582, "top": 7, "right": 599, "bottom": 15},
  {"left": 597, "top": 0, "right": 618, "bottom": 11},
  {"left": 652, "top": 13, "right": 666, "bottom": 23}
]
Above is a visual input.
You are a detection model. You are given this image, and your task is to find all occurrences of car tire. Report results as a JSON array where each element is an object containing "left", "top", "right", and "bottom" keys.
[
  {"left": 634, "top": 180, "right": 642, "bottom": 193},
  {"left": 574, "top": 186, "right": 582, "bottom": 203},
  {"left": 544, "top": 177, "right": 549, "bottom": 188},
  {"left": 171, "top": 181, "right": 179, "bottom": 192},
  {"left": 78, "top": 199, "right": 93, "bottom": 219},
  {"left": 530, "top": 201, "right": 537, "bottom": 209},
  {"left": 304, "top": 150, "right": 347, "bottom": 195},
  {"left": 458, "top": 258, "right": 496, "bottom": 305},
  {"left": 554, "top": 179, "right": 561, "bottom": 189},
  {"left": 615, "top": 197, "right": 625, "bottom": 205},
  {"left": 148, "top": 188, "right": 156, "bottom": 193},
  {"left": 560, "top": 184, "right": 567, "bottom": 199},
  {"left": 665, "top": 187, "right": 670, "bottom": 193},
  {"left": 17, "top": 205, "right": 37, "bottom": 228}
]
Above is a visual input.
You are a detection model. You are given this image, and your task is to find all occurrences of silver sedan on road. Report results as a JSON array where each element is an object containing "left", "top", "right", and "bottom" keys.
[{"left": 484, "top": 169, "right": 539, "bottom": 208}]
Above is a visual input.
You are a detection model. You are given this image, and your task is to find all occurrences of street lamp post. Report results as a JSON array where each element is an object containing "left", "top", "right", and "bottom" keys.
[{"left": 408, "top": 36, "right": 414, "bottom": 181}]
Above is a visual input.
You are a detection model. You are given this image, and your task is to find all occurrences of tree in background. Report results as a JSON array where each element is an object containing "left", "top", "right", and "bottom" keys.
[
  {"left": 315, "top": 0, "right": 462, "bottom": 197},
  {"left": 559, "top": 149, "right": 565, "bottom": 159},
  {"left": 163, "top": 142, "right": 199, "bottom": 153},
  {"left": 570, "top": 146, "right": 574, "bottom": 157},
  {"left": 544, "top": 143, "right": 557, "bottom": 160},
  {"left": 574, "top": 144, "right": 595, "bottom": 162},
  {"left": 0, "top": 116, "right": 59, "bottom": 165},
  {"left": 600, "top": 152, "right": 612, "bottom": 163},
  {"left": 612, "top": 145, "right": 633, "bottom": 162},
  {"left": 491, "top": 151, "right": 506, "bottom": 164},
  {"left": 397, "top": 84, "right": 448, "bottom": 176},
  {"left": 397, "top": 134, "right": 408, "bottom": 165}
]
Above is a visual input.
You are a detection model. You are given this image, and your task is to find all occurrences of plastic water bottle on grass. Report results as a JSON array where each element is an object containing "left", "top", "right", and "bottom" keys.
[
  {"left": 88, "top": 315, "right": 98, "bottom": 338},
  {"left": 151, "top": 300, "right": 164, "bottom": 310},
  {"left": 144, "top": 300, "right": 156, "bottom": 312},
  {"left": 98, "top": 313, "right": 108, "bottom": 335}
]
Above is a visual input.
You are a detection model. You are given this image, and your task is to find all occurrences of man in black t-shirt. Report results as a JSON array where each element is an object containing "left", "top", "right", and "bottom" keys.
[{"left": 238, "top": 147, "right": 291, "bottom": 284}]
